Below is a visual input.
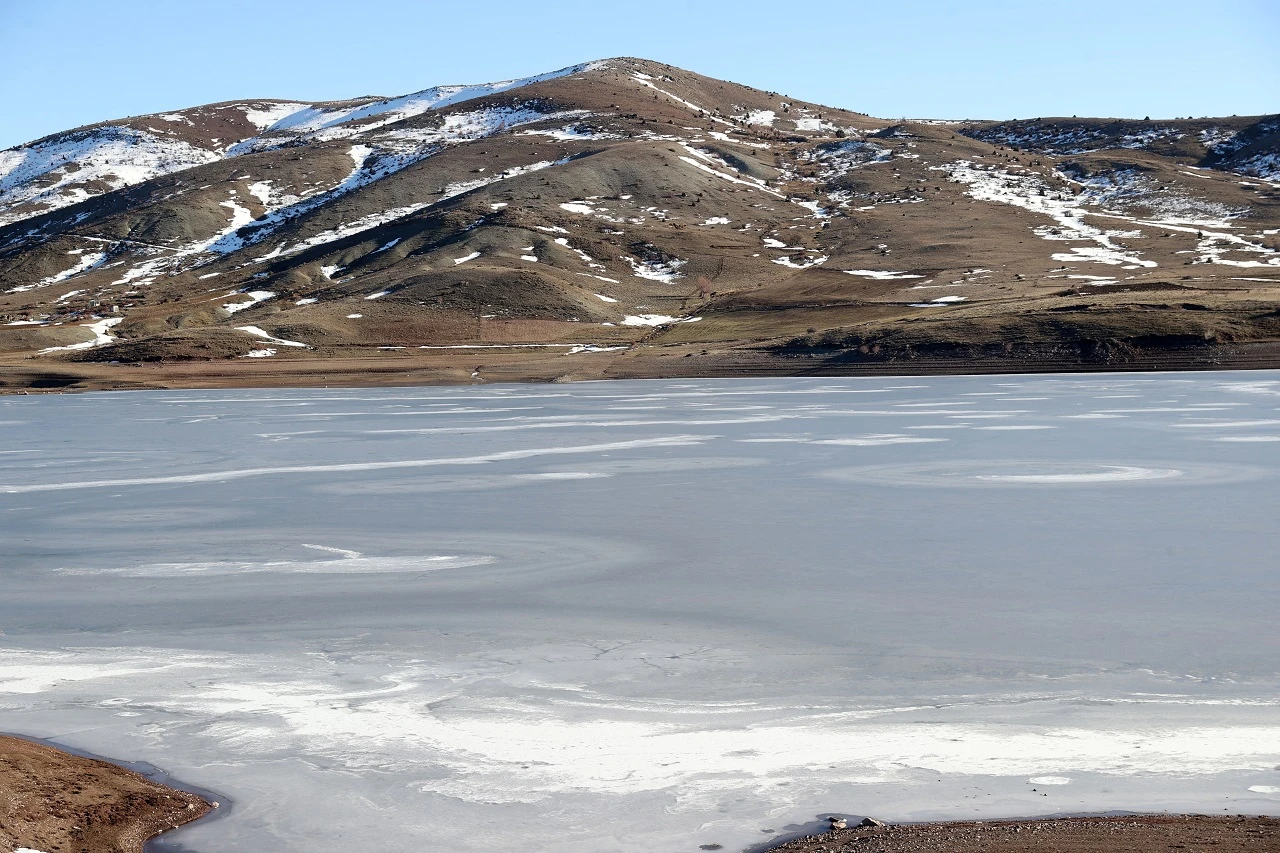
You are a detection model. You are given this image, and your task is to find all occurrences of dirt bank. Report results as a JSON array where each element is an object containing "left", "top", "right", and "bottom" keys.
[
  {"left": 0, "top": 735, "right": 213, "bottom": 853},
  {"left": 766, "top": 814, "right": 1279, "bottom": 853}
]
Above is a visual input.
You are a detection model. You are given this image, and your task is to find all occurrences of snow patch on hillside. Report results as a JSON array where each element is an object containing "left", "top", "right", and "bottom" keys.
[
  {"left": 0, "top": 65, "right": 605, "bottom": 230},
  {"left": 213, "top": 128, "right": 566, "bottom": 261},
  {"left": 37, "top": 316, "right": 123, "bottom": 354},
  {"left": 620, "top": 314, "right": 700, "bottom": 326},
  {"left": 624, "top": 256, "right": 686, "bottom": 282},
  {"left": 1235, "top": 152, "right": 1280, "bottom": 180},
  {"left": 844, "top": 269, "right": 922, "bottom": 280},
  {"left": 236, "top": 325, "right": 308, "bottom": 347},
  {"left": 222, "top": 290, "right": 275, "bottom": 314},
  {"left": 556, "top": 237, "right": 608, "bottom": 271},
  {"left": 935, "top": 161, "right": 1157, "bottom": 268},
  {"left": 1064, "top": 166, "right": 1245, "bottom": 227},
  {"left": 773, "top": 254, "right": 828, "bottom": 270},
  {"left": 522, "top": 124, "right": 623, "bottom": 141},
  {"left": 238, "top": 102, "right": 313, "bottom": 130},
  {"left": 677, "top": 143, "right": 784, "bottom": 198},
  {"left": 9, "top": 250, "right": 108, "bottom": 293},
  {"left": 229, "top": 63, "right": 604, "bottom": 153},
  {"left": 0, "top": 127, "right": 220, "bottom": 226},
  {"left": 742, "top": 110, "right": 776, "bottom": 127},
  {"left": 797, "top": 140, "right": 892, "bottom": 180},
  {"left": 966, "top": 123, "right": 1186, "bottom": 155}
]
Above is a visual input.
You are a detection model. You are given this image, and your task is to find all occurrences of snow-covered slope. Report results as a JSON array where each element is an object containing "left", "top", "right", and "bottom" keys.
[
  {"left": 226, "top": 61, "right": 608, "bottom": 154},
  {"left": 0, "top": 61, "right": 608, "bottom": 228},
  {"left": 0, "top": 127, "right": 222, "bottom": 227}
]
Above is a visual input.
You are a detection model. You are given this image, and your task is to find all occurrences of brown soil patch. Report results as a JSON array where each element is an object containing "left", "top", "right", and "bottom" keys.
[
  {"left": 770, "top": 814, "right": 1280, "bottom": 853},
  {"left": 0, "top": 735, "right": 213, "bottom": 853}
]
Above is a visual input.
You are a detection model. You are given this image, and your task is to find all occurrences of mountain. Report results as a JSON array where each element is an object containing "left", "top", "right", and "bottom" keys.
[{"left": 1, "top": 58, "right": 1278, "bottom": 391}]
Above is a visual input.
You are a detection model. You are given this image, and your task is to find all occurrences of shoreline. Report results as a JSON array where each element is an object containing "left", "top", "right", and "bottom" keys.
[
  {"left": 3, "top": 339, "right": 1280, "bottom": 394},
  {"left": 761, "top": 813, "right": 1280, "bottom": 852},
  {"left": 0, "top": 733, "right": 222, "bottom": 853},
  {"left": 2, "top": 742, "right": 1278, "bottom": 853}
]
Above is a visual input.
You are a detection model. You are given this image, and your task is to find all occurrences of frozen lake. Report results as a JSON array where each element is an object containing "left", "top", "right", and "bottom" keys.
[{"left": 2, "top": 372, "right": 1279, "bottom": 853}]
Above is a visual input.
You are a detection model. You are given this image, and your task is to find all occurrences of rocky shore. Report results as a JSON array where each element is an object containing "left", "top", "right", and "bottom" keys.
[
  {"left": 0, "top": 735, "right": 214, "bottom": 853},
  {"left": 767, "top": 814, "right": 1280, "bottom": 853}
]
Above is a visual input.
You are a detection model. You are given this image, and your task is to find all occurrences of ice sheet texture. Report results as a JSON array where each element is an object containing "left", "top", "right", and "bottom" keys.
[{"left": 1, "top": 373, "right": 1279, "bottom": 853}]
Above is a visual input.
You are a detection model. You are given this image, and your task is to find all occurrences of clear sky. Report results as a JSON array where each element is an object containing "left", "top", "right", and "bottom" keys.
[{"left": 2, "top": 0, "right": 1276, "bottom": 149}]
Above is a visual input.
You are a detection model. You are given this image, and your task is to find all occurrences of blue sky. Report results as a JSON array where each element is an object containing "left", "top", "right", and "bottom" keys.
[{"left": 1, "top": 0, "right": 1276, "bottom": 149}]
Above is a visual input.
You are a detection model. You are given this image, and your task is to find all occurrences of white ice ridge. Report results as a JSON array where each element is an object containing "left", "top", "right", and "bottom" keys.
[
  {"left": 61, "top": 553, "right": 496, "bottom": 578},
  {"left": 0, "top": 436, "right": 711, "bottom": 493},
  {"left": 975, "top": 466, "right": 1183, "bottom": 483},
  {"left": 2, "top": 645, "right": 1279, "bottom": 805}
]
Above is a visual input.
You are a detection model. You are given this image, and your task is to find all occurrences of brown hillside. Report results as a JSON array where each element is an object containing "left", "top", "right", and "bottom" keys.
[{"left": 1, "top": 58, "right": 1276, "bottom": 391}]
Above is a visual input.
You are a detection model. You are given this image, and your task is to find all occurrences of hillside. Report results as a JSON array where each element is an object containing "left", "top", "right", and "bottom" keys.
[{"left": 1, "top": 57, "right": 1277, "bottom": 391}]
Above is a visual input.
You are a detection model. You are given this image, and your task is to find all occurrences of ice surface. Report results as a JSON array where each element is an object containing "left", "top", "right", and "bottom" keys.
[{"left": 1, "top": 373, "right": 1278, "bottom": 853}]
